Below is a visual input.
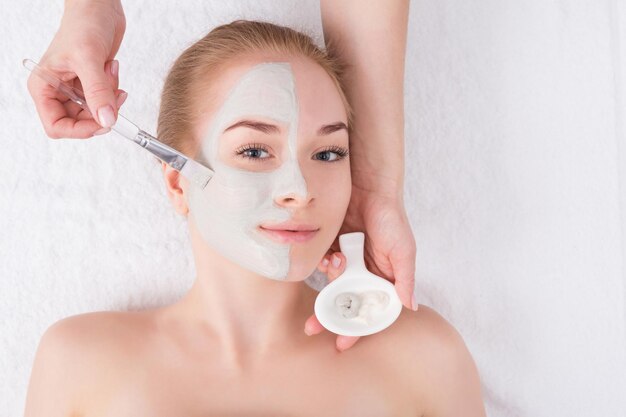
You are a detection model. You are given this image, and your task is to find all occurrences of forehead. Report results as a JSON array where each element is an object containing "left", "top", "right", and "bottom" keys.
[
  {"left": 210, "top": 62, "right": 298, "bottom": 134},
  {"left": 192, "top": 55, "right": 347, "bottom": 141}
]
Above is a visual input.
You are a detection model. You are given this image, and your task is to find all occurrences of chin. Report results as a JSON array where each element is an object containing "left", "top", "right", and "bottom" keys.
[{"left": 283, "top": 261, "right": 318, "bottom": 283}]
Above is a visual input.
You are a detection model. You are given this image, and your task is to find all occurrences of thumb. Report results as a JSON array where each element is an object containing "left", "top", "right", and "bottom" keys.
[
  {"left": 389, "top": 246, "right": 417, "bottom": 311},
  {"left": 75, "top": 60, "right": 118, "bottom": 128}
]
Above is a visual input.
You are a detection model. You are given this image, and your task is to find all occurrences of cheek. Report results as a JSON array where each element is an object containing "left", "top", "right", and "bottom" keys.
[
  {"left": 308, "top": 163, "right": 352, "bottom": 209},
  {"left": 195, "top": 170, "right": 273, "bottom": 214}
]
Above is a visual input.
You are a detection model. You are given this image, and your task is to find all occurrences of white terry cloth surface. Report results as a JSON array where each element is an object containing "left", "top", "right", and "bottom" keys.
[{"left": 2, "top": 0, "right": 625, "bottom": 415}]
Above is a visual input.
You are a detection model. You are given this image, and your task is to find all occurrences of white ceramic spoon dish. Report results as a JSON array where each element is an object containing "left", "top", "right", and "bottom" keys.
[{"left": 314, "top": 232, "right": 403, "bottom": 336}]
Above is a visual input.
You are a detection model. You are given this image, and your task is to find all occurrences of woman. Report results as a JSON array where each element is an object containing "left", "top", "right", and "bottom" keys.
[{"left": 24, "top": 21, "right": 486, "bottom": 416}]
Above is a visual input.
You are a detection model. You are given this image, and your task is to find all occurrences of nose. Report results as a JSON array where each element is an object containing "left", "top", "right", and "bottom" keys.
[
  {"left": 272, "top": 158, "right": 311, "bottom": 208},
  {"left": 277, "top": 191, "right": 311, "bottom": 207}
]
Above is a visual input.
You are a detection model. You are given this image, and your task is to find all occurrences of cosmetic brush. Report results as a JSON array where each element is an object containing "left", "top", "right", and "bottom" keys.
[{"left": 23, "top": 58, "right": 214, "bottom": 190}]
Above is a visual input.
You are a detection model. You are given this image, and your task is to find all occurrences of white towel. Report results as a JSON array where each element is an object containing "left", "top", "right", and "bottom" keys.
[{"left": 1, "top": 1, "right": 624, "bottom": 416}]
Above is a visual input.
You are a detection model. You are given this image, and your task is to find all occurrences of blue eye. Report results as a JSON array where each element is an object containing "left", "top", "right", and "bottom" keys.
[
  {"left": 314, "top": 146, "right": 349, "bottom": 162},
  {"left": 235, "top": 143, "right": 272, "bottom": 162},
  {"left": 234, "top": 144, "right": 349, "bottom": 163},
  {"left": 240, "top": 148, "right": 271, "bottom": 160}
]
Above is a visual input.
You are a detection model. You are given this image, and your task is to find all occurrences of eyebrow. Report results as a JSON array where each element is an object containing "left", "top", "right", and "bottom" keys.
[
  {"left": 223, "top": 119, "right": 348, "bottom": 136},
  {"left": 224, "top": 120, "right": 281, "bottom": 134},
  {"left": 317, "top": 122, "right": 348, "bottom": 136}
]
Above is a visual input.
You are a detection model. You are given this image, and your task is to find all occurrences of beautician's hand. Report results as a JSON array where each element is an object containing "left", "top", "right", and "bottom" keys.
[
  {"left": 316, "top": 0, "right": 415, "bottom": 354},
  {"left": 26, "top": 0, "right": 127, "bottom": 139},
  {"left": 304, "top": 191, "right": 417, "bottom": 352},
  {"left": 339, "top": 189, "right": 417, "bottom": 313}
]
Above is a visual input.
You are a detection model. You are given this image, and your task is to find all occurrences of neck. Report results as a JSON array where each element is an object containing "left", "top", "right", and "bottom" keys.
[{"left": 165, "top": 220, "right": 318, "bottom": 370}]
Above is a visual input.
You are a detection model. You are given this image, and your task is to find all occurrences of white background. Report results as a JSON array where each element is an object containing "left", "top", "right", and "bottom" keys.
[{"left": 1, "top": 0, "right": 624, "bottom": 416}]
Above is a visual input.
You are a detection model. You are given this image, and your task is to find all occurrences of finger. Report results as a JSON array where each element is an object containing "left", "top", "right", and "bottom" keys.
[
  {"left": 27, "top": 71, "right": 98, "bottom": 139},
  {"left": 101, "top": 60, "right": 121, "bottom": 111},
  {"left": 116, "top": 89, "right": 128, "bottom": 108},
  {"left": 336, "top": 335, "right": 361, "bottom": 352},
  {"left": 87, "top": 89, "right": 126, "bottom": 137},
  {"left": 35, "top": 96, "right": 103, "bottom": 139},
  {"left": 106, "top": 59, "right": 120, "bottom": 92},
  {"left": 84, "top": 89, "right": 126, "bottom": 117},
  {"left": 304, "top": 314, "right": 324, "bottom": 336},
  {"left": 389, "top": 240, "right": 417, "bottom": 311},
  {"left": 64, "top": 98, "right": 89, "bottom": 119},
  {"left": 326, "top": 252, "right": 346, "bottom": 282},
  {"left": 43, "top": 89, "right": 126, "bottom": 138},
  {"left": 74, "top": 57, "right": 118, "bottom": 128},
  {"left": 68, "top": 89, "right": 126, "bottom": 136},
  {"left": 40, "top": 89, "right": 127, "bottom": 138},
  {"left": 317, "top": 255, "right": 330, "bottom": 274},
  {"left": 47, "top": 115, "right": 107, "bottom": 139}
]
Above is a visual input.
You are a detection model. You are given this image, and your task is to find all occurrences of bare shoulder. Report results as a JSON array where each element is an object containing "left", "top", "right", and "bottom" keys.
[
  {"left": 38, "top": 310, "right": 153, "bottom": 361},
  {"left": 24, "top": 310, "right": 154, "bottom": 417},
  {"left": 395, "top": 304, "right": 470, "bottom": 354},
  {"left": 384, "top": 305, "right": 487, "bottom": 417},
  {"left": 382, "top": 304, "right": 473, "bottom": 376}
]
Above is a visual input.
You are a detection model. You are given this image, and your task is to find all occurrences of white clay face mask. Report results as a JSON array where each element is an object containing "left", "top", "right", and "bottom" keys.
[{"left": 187, "top": 62, "right": 305, "bottom": 280}]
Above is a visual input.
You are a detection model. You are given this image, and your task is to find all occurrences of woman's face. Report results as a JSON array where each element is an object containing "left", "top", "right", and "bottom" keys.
[{"left": 183, "top": 55, "right": 351, "bottom": 282}]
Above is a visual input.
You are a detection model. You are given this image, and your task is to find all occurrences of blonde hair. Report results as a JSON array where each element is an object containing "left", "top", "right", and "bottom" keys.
[{"left": 157, "top": 20, "right": 352, "bottom": 159}]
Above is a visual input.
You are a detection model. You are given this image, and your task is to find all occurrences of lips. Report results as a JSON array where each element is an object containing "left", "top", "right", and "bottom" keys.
[
  {"left": 260, "top": 221, "right": 319, "bottom": 232},
  {"left": 259, "top": 222, "right": 320, "bottom": 244}
]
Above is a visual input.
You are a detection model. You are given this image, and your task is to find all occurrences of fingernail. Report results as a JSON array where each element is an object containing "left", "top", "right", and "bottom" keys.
[
  {"left": 97, "top": 105, "right": 116, "bottom": 128},
  {"left": 304, "top": 324, "right": 312, "bottom": 336},
  {"left": 321, "top": 258, "right": 329, "bottom": 267},
  {"left": 412, "top": 291, "right": 419, "bottom": 311},
  {"left": 117, "top": 91, "right": 128, "bottom": 108},
  {"left": 111, "top": 60, "right": 119, "bottom": 77},
  {"left": 332, "top": 254, "right": 341, "bottom": 268},
  {"left": 94, "top": 127, "right": 111, "bottom": 136}
]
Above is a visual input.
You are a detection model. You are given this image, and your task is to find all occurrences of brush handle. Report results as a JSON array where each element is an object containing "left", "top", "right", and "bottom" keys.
[{"left": 23, "top": 58, "right": 215, "bottom": 189}]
